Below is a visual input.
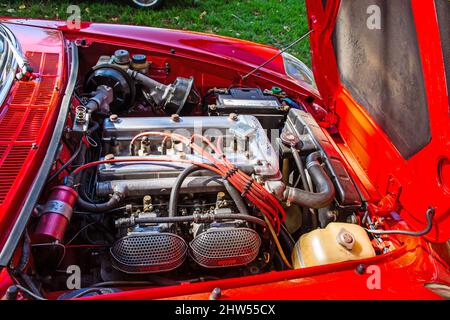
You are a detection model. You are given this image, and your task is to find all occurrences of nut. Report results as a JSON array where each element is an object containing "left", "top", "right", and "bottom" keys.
[
  {"left": 171, "top": 113, "right": 180, "bottom": 122},
  {"left": 217, "top": 192, "right": 226, "bottom": 201},
  {"left": 109, "top": 114, "right": 119, "bottom": 122},
  {"left": 280, "top": 130, "right": 300, "bottom": 147},
  {"left": 104, "top": 153, "right": 115, "bottom": 160},
  {"left": 355, "top": 264, "right": 366, "bottom": 275},
  {"left": 209, "top": 287, "right": 222, "bottom": 300},
  {"left": 143, "top": 195, "right": 152, "bottom": 204}
]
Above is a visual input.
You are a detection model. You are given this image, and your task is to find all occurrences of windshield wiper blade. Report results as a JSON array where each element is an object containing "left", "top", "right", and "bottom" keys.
[{"left": 0, "top": 25, "right": 33, "bottom": 81}]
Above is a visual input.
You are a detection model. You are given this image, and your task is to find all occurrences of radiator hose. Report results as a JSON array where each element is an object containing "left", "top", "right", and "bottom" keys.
[
  {"left": 284, "top": 151, "right": 335, "bottom": 209},
  {"left": 268, "top": 151, "right": 335, "bottom": 209}
]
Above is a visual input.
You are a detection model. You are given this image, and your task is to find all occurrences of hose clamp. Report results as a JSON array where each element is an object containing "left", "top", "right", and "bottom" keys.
[
  {"left": 42, "top": 200, "right": 73, "bottom": 220},
  {"left": 306, "top": 160, "right": 321, "bottom": 170}
]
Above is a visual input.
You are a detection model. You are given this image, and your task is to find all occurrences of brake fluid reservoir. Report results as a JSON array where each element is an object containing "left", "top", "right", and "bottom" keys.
[{"left": 292, "top": 222, "right": 375, "bottom": 268}]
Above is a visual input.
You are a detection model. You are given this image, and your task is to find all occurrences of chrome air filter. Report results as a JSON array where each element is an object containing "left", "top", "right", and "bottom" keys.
[
  {"left": 110, "top": 233, "right": 187, "bottom": 274},
  {"left": 189, "top": 228, "right": 261, "bottom": 268}
]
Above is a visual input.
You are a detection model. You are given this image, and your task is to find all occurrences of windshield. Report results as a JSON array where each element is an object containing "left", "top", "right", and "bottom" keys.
[
  {"left": 282, "top": 52, "right": 320, "bottom": 97},
  {"left": 0, "top": 24, "right": 18, "bottom": 108}
]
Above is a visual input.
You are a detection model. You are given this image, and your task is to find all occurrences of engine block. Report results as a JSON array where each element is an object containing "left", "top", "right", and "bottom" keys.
[{"left": 97, "top": 114, "right": 281, "bottom": 196}]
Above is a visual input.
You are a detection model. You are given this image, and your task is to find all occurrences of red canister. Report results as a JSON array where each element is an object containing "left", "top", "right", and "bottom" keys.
[{"left": 34, "top": 186, "right": 78, "bottom": 243}]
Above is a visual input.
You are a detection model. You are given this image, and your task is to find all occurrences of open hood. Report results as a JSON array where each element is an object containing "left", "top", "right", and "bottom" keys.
[
  {"left": 0, "top": 23, "right": 66, "bottom": 262},
  {"left": 305, "top": 0, "right": 450, "bottom": 241}
]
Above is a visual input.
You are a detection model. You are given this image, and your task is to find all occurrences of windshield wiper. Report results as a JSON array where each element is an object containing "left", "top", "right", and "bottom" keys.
[{"left": 0, "top": 24, "right": 33, "bottom": 81}]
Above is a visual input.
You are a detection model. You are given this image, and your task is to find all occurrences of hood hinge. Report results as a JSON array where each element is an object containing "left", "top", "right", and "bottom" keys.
[{"left": 369, "top": 175, "right": 402, "bottom": 216}]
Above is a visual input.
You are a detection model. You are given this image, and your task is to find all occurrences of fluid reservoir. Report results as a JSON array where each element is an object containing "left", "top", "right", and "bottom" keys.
[
  {"left": 131, "top": 54, "right": 149, "bottom": 74},
  {"left": 292, "top": 222, "right": 375, "bottom": 268}
]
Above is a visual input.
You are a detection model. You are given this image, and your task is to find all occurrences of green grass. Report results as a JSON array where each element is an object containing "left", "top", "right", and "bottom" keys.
[{"left": 0, "top": 0, "right": 311, "bottom": 65}]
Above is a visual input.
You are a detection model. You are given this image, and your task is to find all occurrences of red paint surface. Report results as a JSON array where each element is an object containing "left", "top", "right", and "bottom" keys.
[
  {"left": 78, "top": 236, "right": 448, "bottom": 300},
  {"left": 0, "top": 3, "right": 448, "bottom": 299},
  {"left": 305, "top": 0, "right": 450, "bottom": 242},
  {"left": 0, "top": 22, "right": 66, "bottom": 253}
]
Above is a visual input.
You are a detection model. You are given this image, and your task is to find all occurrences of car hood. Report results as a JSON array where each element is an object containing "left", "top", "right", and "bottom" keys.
[
  {"left": 305, "top": 0, "right": 450, "bottom": 241},
  {"left": 0, "top": 22, "right": 67, "bottom": 263}
]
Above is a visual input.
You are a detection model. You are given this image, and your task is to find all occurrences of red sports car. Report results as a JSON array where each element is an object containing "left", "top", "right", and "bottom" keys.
[{"left": 0, "top": 0, "right": 448, "bottom": 300}]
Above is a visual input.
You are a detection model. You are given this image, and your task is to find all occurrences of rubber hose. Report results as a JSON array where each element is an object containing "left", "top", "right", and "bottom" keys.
[
  {"left": 291, "top": 147, "right": 310, "bottom": 191},
  {"left": 87, "top": 121, "right": 100, "bottom": 135},
  {"left": 366, "top": 208, "right": 435, "bottom": 236},
  {"left": 222, "top": 179, "right": 249, "bottom": 215},
  {"left": 168, "top": 165, "right": 204, "bottom": 217},
  {"left": 76, "top": 192, "right": 122, "bottom": 213},
  {"left": 47, "top": 141, "right": 84, "bottom": 182},
  {"left": 283, "top": 151, "right": 335, "bottom": 209}
]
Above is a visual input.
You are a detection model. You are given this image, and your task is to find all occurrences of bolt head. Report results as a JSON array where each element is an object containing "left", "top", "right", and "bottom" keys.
[
  {"left": 109, "top": 114, "right": 119, "bottom": 122},
  {"left": 209, "top": 287, "right": 222, "bottom": 300},
  {"left": 104, "top": 153, "right": 115, "bottom": 160},
  {"left": 280, "top": 131, "right": 299, "bottom": 147},
  {"left": 171, "top": 113, "right": 180, "bottom": 122},
  {"left": 356, "top": 264, "right": 366, "bottom": 275}
]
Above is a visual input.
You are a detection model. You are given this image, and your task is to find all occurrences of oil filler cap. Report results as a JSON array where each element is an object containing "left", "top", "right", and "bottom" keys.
[
  {"left": 114, "top": 49, "right": 131, "bottom": 65},
  {"left": 336, "top": 228, "right": 355, "bottom": 250},
  {"left": 132, "top": 54, "right": 147, "bottom": 64}
]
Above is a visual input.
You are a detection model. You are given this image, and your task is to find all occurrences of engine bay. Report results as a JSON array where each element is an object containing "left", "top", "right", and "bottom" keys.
[{"left": 22, "top": 46, "right": 395, "bottom": 298}]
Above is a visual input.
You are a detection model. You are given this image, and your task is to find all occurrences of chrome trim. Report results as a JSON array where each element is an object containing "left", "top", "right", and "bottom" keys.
[
  {"left": 0, "top": 52, "right": 16, "bottom": 108},
  {"left": 0, "top": 24, "right": 28, "bottom": 73},
  {"left": 0, "top": 42, "right": 79, "bottom": 267},
  {"left": 0, "top": 24, "right": 18, "bottom": 109}
]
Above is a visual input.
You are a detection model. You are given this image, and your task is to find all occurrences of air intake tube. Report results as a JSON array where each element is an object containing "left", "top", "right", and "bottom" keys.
[
  {"left": 267, "top": 152, "right": 335, "bottom": 209},
  {"left": 126, "top": 69, "right": 193, "bottom": 114}
]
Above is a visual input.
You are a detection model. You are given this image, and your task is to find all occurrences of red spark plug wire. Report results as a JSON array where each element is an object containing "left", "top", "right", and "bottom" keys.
[{"left": 129, "top": 131, "right": 286, "bottom": 232}]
